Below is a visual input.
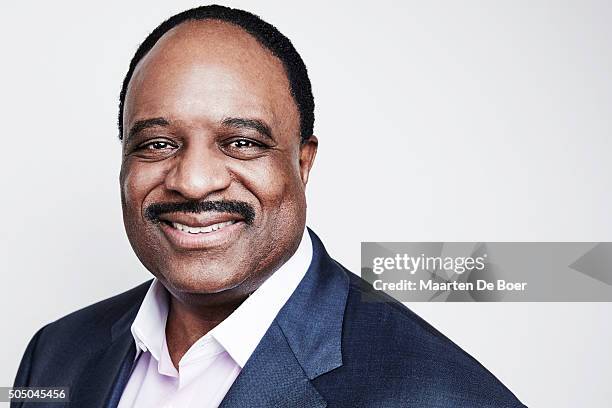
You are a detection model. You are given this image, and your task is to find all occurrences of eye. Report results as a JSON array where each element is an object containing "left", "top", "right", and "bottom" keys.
[
  {"left": 230, "top": 139, "right": 260, "bottom": 149},
  {"left": 221, "top": 137, "right": 268, "bottom": 159},
  {"left": 136, "top": 139, "right": 178, "bottom": 152},
  {"left": 145, "top": 141, "right": 172, "bottom": 150},
  {"left": 130, "top": 138, "right": 179, "bottom": 160}
]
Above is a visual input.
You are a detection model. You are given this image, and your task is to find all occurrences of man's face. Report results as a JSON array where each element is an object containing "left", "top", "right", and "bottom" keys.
[{"left": 120, "top": 20, "right": 317, "bottom": 304}]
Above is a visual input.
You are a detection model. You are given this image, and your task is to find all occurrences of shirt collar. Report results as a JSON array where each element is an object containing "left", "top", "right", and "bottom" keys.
[
  {"left": 130, "top": 278, "right": 169, "bottom": 362},
  {"left": 130, "top": 228, "right": 313, "bottom": 368}
]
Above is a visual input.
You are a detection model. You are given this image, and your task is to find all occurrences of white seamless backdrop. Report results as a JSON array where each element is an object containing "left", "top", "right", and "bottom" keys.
[{"left": 1, "top": 1, "right": 611, "bottom": 407}]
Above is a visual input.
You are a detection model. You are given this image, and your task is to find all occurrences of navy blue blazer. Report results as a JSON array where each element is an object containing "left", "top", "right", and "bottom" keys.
[{"left": 13, "top": 229, "right": 525, "bottom": 407}]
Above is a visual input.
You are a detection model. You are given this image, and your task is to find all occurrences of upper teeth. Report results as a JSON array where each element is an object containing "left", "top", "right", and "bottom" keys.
[{"left": 171, "top": 220, "right": 235, "bottom": 234}]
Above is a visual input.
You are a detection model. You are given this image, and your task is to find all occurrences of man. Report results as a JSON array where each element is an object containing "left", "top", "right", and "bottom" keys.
[{"left": 13, "top": 5, "right": 525, "bottom": 408}]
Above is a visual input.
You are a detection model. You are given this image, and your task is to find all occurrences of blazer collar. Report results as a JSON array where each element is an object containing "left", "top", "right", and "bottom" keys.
[
  {"left": 70, "top": 292, "right": 144, "bottom": 408},
  {"left": 111, "top": 296, "right": 143, "bottom": 341},
  {"left": 219, "top": 228, "right": 350, "bottom": 407},
  {"left": 275, "top": 227, "right": 349, "bottom": 379}
]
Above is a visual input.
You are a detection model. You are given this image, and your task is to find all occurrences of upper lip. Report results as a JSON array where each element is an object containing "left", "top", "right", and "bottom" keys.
[{"left": 156, "top": 212, "right": 244, "bottom": 228}]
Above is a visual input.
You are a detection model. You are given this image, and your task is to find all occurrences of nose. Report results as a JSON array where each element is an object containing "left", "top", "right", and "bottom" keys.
[{"left": 164, "top": 142, "right": 232, "bottom": 200}]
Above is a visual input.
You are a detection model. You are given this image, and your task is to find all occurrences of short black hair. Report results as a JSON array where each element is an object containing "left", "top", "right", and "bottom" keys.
[{"left": 118, "top": 4, "right": 314, "bottom": 142}]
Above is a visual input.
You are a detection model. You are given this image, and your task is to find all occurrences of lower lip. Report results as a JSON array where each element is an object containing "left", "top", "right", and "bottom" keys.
[{"left": 158, "top": 220, "right": 245, "bottom": 250}]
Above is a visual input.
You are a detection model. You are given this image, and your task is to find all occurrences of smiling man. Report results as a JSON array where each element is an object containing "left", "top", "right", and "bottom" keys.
[{"left": 13, "top": 5, "right": 525, "bottom": 408}]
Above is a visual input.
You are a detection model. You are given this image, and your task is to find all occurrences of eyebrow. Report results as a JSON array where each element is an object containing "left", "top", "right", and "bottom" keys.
[
  {"left": 221, "top": 117, "right": 274, "bottom": 141},
  {"left": 128, "top": 117, "right": 170, "bottom": 140},
  {"left": 126, "top": 116, "right": 274, "bottom": 141}
]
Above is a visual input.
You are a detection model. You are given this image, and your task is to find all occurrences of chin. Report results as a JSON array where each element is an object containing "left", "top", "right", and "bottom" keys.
[{"left": 159, "top": 262, "right": 249, "bottom": 296}]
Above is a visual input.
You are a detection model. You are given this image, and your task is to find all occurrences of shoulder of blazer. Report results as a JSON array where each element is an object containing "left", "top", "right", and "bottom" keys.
[{"left": 312, "top": 263, "right": 526, "bottom": 407}]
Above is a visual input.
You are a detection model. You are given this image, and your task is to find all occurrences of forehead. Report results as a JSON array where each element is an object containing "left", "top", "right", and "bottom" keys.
[{"left": 123, "top": 20, "right": 299, "bottom": 137}]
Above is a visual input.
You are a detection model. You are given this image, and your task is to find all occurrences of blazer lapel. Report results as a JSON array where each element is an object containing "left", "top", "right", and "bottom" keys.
[
  {"left": 219, "top": 321, "right": 326, "bottom": 408},
  {"left": 220, "top": 229, "right": 349, "bottom": 408},
  {"left": 69, "top": 329, "right": 135, "bottom": 408},
  {"left": 69, "top": 288, "right": 145, "bottom": 408}
]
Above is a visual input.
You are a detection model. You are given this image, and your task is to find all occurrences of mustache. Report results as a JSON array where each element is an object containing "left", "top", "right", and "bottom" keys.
[{"left": 144, "top": 199, "right": 255, "bottom": 225}]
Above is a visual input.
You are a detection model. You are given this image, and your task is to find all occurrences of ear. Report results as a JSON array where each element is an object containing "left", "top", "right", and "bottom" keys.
[{"left": 298, "top": 135, "right": 318, "bottom": 186}]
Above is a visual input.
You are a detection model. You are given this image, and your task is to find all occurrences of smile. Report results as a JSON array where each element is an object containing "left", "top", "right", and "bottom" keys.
[
  {"left": 170, "top": 220, "right": 236, "bottom": 234},
  {"left": 157, "top": 214, "right": 245, "bottom": 250}
]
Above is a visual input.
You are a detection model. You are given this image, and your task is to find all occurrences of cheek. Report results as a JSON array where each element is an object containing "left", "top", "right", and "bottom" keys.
[
  {"left": 229, "top": 157, "right": 305, "bottom": 239},
  {"left": 121, "top": 162, "right": 166, "bottom": 213},
  {"left": 233, "top": 156, "right": 303, "bottom": 206}
]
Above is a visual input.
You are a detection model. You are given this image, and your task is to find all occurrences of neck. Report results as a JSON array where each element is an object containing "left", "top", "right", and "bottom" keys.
[{"left": 165, "top": 293, "right": 246, "bottom": 368}]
